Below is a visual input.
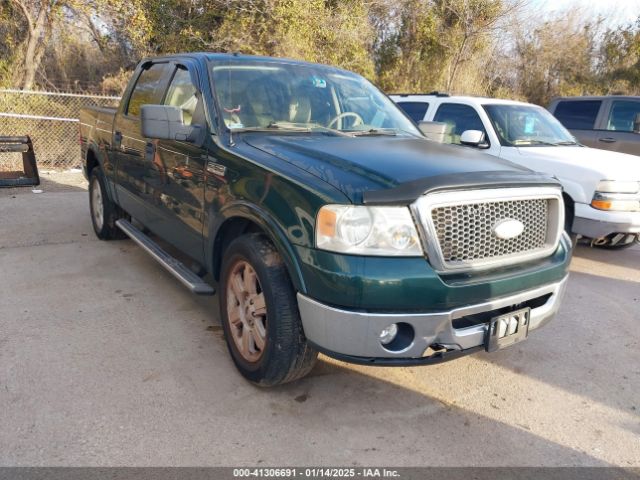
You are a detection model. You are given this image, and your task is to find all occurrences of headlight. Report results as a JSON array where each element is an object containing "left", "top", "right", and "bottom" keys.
[
  {"left": 316, "top": 205, "right": 423, "bottom": 256},
  {"left": 595, "top": 180, "right": 640, "bottom": 194},
  {"left": 592, "top": 194, "right": 640, "bottom": 212},
  {"left": 592, "top": 180, "right": 640, "bottom": 212}
]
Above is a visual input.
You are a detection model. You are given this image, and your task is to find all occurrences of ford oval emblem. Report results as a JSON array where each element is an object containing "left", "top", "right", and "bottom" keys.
[{"left": 493, "top": 219, "right": 524, "bottom": 240}]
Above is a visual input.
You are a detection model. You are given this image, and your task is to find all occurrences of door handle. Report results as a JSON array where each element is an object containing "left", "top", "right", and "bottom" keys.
[
  {"left": 145, "top": 141, "right": 156, "bottom": 162},
  {"left": 598, "top": 137, "right": 617, "bottom": 143},
  {"left": 114, "top": 131, "right": 124, "bottom": 150}
]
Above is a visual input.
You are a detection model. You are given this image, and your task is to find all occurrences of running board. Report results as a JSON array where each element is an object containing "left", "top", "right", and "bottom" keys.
[{"left": 116, "top": 219, "right": 214, "bottom": 295}]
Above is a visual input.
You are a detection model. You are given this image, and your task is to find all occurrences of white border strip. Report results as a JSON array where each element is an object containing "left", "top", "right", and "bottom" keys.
[
  {"left": 0, "top": 112, "right": 79, "bottom": 122},
  {"left": 0, "top": 89, "right": 120, "bottom": 100}
]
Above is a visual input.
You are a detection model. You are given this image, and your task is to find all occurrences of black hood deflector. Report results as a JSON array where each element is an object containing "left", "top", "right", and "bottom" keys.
[{"left": 362, "top": 171, "right": 561, "bottom": 205}]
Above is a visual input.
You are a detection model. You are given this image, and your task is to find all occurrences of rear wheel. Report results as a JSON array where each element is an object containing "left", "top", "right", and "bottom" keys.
[
  {"left": 89, "top": 167, "right": 127, "bottom": 240},
  {"left": 219, "top": 234, "right": 318, "bottom": 386}
]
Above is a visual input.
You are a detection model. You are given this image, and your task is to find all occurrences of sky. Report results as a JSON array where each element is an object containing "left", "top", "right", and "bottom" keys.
[{"left": 529, "top": 0, "right": 640, "bottom": 27}]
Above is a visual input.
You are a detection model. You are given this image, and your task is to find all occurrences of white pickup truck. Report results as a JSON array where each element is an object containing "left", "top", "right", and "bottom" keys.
[{"left": 391, "top": 94, "right": 640, "bottom": 248}]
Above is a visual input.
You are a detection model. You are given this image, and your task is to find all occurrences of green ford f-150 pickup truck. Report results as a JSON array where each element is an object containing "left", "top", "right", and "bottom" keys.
[{"left": 80, "top": 53, "right": 572, "bottom": 386}]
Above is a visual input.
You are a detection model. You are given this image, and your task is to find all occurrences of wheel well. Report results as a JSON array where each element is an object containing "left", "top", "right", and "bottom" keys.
[
  {"left": 212, "top": 218, "right": 264, "bottom": 281},
  {"left": 86, "top": 149, "right": 99, "bottom": 177}
]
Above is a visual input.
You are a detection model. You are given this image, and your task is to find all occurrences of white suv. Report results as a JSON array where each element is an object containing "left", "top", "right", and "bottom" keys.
[{"left": 391, "top": 93, "right": 640, "bottom": 248}]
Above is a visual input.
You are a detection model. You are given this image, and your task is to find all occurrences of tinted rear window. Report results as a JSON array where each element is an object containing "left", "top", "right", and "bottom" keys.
[
  {"left": 396, "top": 101, "right": 429, "bottom": 122},
  {"left": 553, "top": 100, "right": 601, "bottom": 130}
]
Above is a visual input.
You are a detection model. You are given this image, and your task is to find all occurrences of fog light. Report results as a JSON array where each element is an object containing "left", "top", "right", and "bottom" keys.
[{"left": 379, "top": 323, "right": 399, "bottom": 345}]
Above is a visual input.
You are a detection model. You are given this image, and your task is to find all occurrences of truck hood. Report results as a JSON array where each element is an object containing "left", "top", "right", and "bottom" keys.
[
  {"left": 243, "top": 135, "right": 539, "bottom": 203},
  {"left": 509, "top": 145, "right": 640, "bottom": 180}
]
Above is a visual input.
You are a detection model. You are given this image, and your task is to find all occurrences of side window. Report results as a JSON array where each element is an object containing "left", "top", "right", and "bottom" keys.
[
  {"left": 553, "top": 100, "right": 601, "bottom": 130},
  {"left": 433, "top": 103, "right": 486, "bottom": 144},
  {"left": 396, "top": 102, "right": 429, "bottom": 123},
  {"left": 164, "top": 67, "right": 199, "bottom": 126},
  {"left": 126, "top": 63, "right": 171, "bottom": 117},
  {"left": 606, "top": 100, "right": 640, "bottom": 132}
]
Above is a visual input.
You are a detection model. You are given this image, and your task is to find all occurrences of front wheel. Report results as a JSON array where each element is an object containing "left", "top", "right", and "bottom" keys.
[
  {"left": 219, "top": 234, "right": 318, "bottom": 386},
  {"left": 592, "top": 233, "right": 639, "bottom": 250}
]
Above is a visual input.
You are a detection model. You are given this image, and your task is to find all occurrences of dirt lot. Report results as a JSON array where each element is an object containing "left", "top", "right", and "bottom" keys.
[{"left": 0, "top": 172, "right": 638, "bottom": 467}]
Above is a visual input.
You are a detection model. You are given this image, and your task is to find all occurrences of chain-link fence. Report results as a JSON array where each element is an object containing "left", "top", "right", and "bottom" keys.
[{"left": 0, "top": 89, "right": 120, "bottom": 170}]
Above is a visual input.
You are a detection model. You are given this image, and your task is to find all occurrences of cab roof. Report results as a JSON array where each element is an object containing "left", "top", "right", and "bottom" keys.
[
  {"left": 140, "top": 52, "right": 353, "bottom": 74},
  {"left": 391, "top": 93, "right": 538, "bottom": 108}
]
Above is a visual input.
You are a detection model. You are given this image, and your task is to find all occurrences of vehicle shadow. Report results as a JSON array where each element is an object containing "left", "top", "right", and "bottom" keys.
[
  {"left": 150, "top": 230, "right": 637, "bottom": 466},
  {"left": 0, "top": 170, "right": 88, "bottom": 197},
  {"left": 162, "top": 278, "right": 626, "bottom": 465},
  {"left": 479, "top": 269, "right": 639, "bottom": 423},
  {"left": 572, "top": 242, "right": 640, "bottom": 271},
  {"left": 238, "top": 356, "right": 614, "bottom": 467}
]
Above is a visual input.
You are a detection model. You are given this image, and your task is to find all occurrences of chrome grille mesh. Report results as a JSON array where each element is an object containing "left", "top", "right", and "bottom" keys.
[{"left": 431, "top": 198, "right": 549, "bottom": 265}]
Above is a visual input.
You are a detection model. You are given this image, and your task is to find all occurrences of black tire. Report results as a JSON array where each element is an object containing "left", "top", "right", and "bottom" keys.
[
  {"left": 563, "top": 196, "right": 578, "bottom": 248},
  {"left": 89, "top": 167, "right": 127, "bottom": 240},
  {"left": 219, "top": 233, "right": 318, "bottom": 386},
  {"left": 593, "top": 234, "right": 639, "bottom": 250}
]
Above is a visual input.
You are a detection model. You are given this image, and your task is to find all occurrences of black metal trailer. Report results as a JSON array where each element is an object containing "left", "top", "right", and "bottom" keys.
[{"left": 0, "top": 136, "right": 40, "bottom": 187}]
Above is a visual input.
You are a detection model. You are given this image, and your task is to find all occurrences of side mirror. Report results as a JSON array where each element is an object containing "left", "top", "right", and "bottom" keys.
[
  {"left": 460, "top": 129, "right": 488, "bottom": 148},
  {"left": 141, "top": 105, "right": 205, "bottom": 145},
  {"left": 418, "top": 121, "right": 447, "bottom": 143},
  {"left": 633, "top": 113, "right": 640, "bottom": 134}
]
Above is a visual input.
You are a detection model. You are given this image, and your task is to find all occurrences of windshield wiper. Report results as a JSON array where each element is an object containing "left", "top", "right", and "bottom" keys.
[
  {"left": 351, "top": 128, "right": 398, "bottom": 137},
  {"left": 553, "top": 140, "right": 579, "bottom": 146},
  {"left": 232, "top": 122, "right": 353, "bottom": 137},
  {"left": 512, "top": 139, "right": 557, "bottom": 146},
  {"left": 234, "top": 123, "right": 311, "bottom": 133}
]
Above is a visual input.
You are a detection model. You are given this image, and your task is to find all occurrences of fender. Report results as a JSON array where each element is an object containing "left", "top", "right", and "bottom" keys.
[
  {"left": 85, "top": 142, "right": 119, "bottom": 203},
  {"left": 207, "top": 200, "right": 308, "bottom": 294},
  {"left": 555, "top": 176, "right": 590, "bottom": 205}
]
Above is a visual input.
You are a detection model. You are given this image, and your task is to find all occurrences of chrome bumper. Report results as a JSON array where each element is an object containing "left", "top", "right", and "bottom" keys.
[
  {"left": 573, "top": 204, "right": 640, "bottom": 238},
  {"left": 297, "top": 275, "right": 569, "bottom": 359}
]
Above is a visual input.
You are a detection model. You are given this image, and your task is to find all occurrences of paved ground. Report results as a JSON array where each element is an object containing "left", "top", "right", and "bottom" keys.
[{"left": 0, "top": 172, "right": 638, "bottom": 467}]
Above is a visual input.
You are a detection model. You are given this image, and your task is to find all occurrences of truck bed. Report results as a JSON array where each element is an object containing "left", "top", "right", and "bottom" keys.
[{"left": 79, "top": 106, "right": 117, "bottom": 165}]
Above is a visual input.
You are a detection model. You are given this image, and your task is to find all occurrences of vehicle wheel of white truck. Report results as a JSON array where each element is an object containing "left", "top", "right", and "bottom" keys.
[
  {"left": 593, "top": 233, "right": 639, "bottom": 250},
  {"left": 89, "top": 167, "right": 127, "bottom": 240},
  {"left": 219, "top": 234, "right": 318, "bottom": 386}
]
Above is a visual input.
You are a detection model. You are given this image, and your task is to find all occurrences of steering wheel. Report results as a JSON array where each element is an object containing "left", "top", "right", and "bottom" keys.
[{"left": 327, "top": 112, "right": 364, "bottom": 130}]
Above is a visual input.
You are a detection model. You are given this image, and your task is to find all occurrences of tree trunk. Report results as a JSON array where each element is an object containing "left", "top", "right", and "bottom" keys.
[{"left": 15, "top": 0, "right": 51, "bottom": 90}]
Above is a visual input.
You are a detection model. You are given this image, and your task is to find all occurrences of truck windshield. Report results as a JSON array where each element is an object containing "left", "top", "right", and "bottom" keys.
[
  {"left": 210, "top": 59, "right": 421, "bottom": 137},
  {"left": 484, "top": 104, "right": 578, "bottom": 147}
]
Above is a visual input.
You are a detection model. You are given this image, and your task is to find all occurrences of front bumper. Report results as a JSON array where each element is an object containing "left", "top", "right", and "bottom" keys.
[
  {"left": 573, "top": 203, "right": 640, "bottom": 238},
  {"left": 297, "top": 275, "right": 569, "bottom": 362}
]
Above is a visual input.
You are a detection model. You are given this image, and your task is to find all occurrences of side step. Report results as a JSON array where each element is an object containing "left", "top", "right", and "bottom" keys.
[{"left": 116, "top": 219, "right": 214, "bottom": 295}]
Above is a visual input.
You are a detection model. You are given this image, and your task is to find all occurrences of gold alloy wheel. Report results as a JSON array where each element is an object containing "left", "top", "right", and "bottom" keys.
[{"left": 226, "top": 260, "right": 268, "bottom": 363}]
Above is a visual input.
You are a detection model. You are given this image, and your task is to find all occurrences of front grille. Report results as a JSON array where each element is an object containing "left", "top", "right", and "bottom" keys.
[
  {"left": 431, "top": 198, "right": 548, "bottom": 264},
  {"left": 413, "top": 187, "right": 563, "bottom": 272}
]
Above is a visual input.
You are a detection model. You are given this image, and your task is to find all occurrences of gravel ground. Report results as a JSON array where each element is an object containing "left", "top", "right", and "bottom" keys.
[{"left": 0, "top": 172, "right": 638, "bottom": 467}]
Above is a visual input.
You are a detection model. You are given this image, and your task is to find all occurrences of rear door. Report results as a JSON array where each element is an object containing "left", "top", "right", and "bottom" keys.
[
  {"left": 151, "top": 62, "right": 209, "bottom": 262},
  {"left": 550, "top": 99, "right": 602, "bottom": 148},
  {"left": 113, "top": 61, "right": 172, "bottom": 221},
  {"left": 595, "top": 99, "right": 640, "bottom": 156}
]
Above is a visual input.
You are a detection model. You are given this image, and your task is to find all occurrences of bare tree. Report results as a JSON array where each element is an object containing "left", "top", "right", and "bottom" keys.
[{"left": 10, "top": 0, "right": 59, "bottom": 89}]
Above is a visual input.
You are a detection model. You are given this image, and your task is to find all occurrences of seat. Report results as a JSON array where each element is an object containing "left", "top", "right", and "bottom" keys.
[
  {"left": 243, "top": 78, "right": 290, "bottom": 127},
  {"left": 166, "top": 85, "right": 197, "bottom": 125},
  {"left": 289, "top": 96, "right": 312, "bottom": 124}
]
